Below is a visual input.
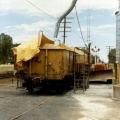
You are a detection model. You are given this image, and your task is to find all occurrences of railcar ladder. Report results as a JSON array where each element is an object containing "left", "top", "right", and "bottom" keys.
[
  {"left": 74, "top": 63, "right": 89, "bottom": 92},
  {"left": 15, "top": 71, "right": 26, "bottom": 88}
]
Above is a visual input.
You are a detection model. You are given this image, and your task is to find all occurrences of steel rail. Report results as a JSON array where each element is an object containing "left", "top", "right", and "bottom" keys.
[
  {"left": 0, "top": 73, "right": 14, "bottom": 79},
  {"left": 10, "top": 96, "right": 55, "bottom": 120}
]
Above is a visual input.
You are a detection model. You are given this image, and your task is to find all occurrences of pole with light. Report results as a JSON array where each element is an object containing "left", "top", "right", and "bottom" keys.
[{"left": 91, "top": 46, "right": 100, "bottom": 64}]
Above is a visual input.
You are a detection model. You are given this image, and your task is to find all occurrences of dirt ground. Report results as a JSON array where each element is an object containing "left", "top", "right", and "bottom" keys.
[
  {"left": 0, "top": 78, "right": 15, "bottom": 84},
  {"left": 0, "top": 80, "right": 120, "bottom": 120},
  {"left": 73, "top": 83, "right": 119, "bottom": 120}
]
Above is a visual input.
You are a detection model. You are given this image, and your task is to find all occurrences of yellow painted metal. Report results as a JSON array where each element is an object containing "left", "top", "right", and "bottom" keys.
[
  {"left": 30, "top": 46, "right": 74, "bottom": 80},
  {"left": 90, "top": 69, "right": 114, "bottom": 81},
  {"left": 58, "top": 43, "right": 73, "bottom": 51},
  {"left": 29, "top": 59, "right": 32, "bottom": 77},
  {"left": 45, "top": 49, "right": 48, "bottom": 78},
  {"left": 14, "top": 32, "right": 88, "bottom": 81},
  {"left": 117, "top": 64, "right": 120, "bottom": 84},
  {"left": 58, "top": 43, "right": 88, "bottom": 63},
  {"left": 14, "top": 43, "right": 88, "bottom": 81},
  {"left": 70, "top": 47, "right": 88, "bottom": 63},
  {"left": 13, "top": 31, "right": 54, "bottom": 66},
  {"left": 58, "top": 43, "right": 74, "bottom": 76}
]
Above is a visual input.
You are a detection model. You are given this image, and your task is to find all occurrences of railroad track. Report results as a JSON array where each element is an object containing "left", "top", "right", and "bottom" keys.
[
  {"left": 10, "top": 96, "right": 54, "bottom": 120},
  {"left": 0, "top": 89, "right": 55, "bottom": 120},
  {"left": 0, "top": 72, "right": 14, "bottom": 79}
]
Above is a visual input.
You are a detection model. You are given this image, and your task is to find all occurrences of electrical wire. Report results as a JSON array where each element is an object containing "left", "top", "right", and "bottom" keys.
[
  {"left": 26, "top": 0, "right": 84, "bottom": 41},
  {"left": 26, "top": 0, "right": 56, "bottom": 20},
  {"left": 74, "top": 6, "right": 87, "bottom": 48},
  {"left": 87, "top": 0, "right": 91, "bottom": 42},
  {"left": 70, "top": 28, "right": 83, "bottom": 39}
]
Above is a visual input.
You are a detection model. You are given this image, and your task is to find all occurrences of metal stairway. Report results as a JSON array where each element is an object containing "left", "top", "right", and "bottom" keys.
[{"left": 74, "top": 63, "right": 89, "bottom": 92}]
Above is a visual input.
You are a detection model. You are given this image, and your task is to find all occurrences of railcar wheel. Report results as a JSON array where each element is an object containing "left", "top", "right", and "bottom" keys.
[
  {"left": 28, "top": 80, "right": 34, "bottom": 94},
  {"left": 107, "top": 79, "right": 112, "bottom": 84},
  {"left": 56, "top": 81, "right": 62, "bottom": 94}
]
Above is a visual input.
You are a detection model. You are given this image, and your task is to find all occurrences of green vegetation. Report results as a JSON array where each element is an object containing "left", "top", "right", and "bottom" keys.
[
  {"left": 108, "top": 48, "right": 116, "bottom": 63},
  {"left": 0, "top": 33, "right": 20, "bottom": 64}
]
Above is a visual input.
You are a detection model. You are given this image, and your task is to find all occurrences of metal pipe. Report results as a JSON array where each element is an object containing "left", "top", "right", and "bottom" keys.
[
  {"left": 54, "top": 0, "right": 77, "bottom": 38},
  {"left": 38, "top": 30, "right": 43, "bottom": 46},
  {"left": 45, "top": 49, "right": 48, "bottom": 78}
]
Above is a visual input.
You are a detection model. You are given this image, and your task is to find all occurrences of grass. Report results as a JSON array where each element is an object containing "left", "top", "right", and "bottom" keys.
[{"left": 0, "top": 64, "right": 14, "bottom": 74}]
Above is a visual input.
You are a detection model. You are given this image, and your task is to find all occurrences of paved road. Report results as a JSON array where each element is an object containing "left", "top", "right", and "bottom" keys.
[{"left": 0, "top": 81, "right": 120, "bottom": 120}]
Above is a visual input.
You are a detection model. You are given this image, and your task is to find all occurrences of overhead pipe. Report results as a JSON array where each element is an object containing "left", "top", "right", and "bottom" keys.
[{"left": 54, "top": 0, "right": 77, "bottom": 38}]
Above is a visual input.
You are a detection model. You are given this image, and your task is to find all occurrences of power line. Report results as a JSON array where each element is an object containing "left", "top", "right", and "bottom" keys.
[
  {"left": 106, "top": 46, "right": 114, "bottom": 68},
  {"left": 70, "top": 28, "right": 83, "bottom": 38},
  {"left": 106, "top": 46, "right": 114, "bottom": 53},
  {"left": 26, "top": 0, "right": 85, "bottom": 41},
  {"left": 26, "top": 0, "right": 56, "bottom": 20},
  {"left": 87, "top": 0, "right": 91, "bottom": 42},
  {"left": 75, "top": 6, "right": 87, "bottom": 47}
]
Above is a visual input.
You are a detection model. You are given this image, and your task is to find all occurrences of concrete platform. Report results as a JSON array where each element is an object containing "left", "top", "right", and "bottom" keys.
[{"left": 113, "top": 85, "right": 120, "bottom": 100}]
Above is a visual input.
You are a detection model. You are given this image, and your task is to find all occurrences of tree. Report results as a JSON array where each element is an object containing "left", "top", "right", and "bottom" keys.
[
  {"left": 79, "top": 47, "right": 88, "bottom": 54},
  {"left": 108, "top": 48, "right": 116, "bottom": 63},
  {"left": 0, "top": 33, "right": 13, "bottom": 64},
  {"left": 13, "top": 43, "right": 20, "bottom": 47}
]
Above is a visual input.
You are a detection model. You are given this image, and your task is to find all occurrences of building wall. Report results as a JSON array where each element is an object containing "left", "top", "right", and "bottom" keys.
[{"left": 116, "top": 11, "right": 120, "bottom": 63}]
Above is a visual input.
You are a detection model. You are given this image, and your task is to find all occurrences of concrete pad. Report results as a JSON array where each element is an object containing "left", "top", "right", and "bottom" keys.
[{"left": 113, "top": 85, "right": 120, "bottom": 100}]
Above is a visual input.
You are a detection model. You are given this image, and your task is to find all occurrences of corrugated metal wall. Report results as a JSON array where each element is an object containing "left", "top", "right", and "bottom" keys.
[
  {"left": 116, "top": 11, "right": 119, "bottom": 63},
  {"left": 116, "top": 1, "right": 120, "bottom": 63},
  {"left": 116, "top": 1, "right": 120, "bottom": 84}
]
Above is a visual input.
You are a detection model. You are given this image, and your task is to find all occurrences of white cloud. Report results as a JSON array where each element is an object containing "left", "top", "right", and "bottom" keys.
[
  {"left": 76, "top": 0, "right": 118, "bottom": 11},
  {"left": 78, "top": 24, "right": 115, "bottom": 35},
  {"left": 90, "top": 24, "right": 115, "bottom": 37},
  {"left": 0, "top": 0, "right": 118, "bottom": 17},
  {"left": 6, "top": 20, "right": 54, "bottom": 32},
  {"left": 97, "top": 24, "right": 115, "bottom": 29},
  {"left": 3, "top": 20, "right": 55, "bottom": 43},
  {"left": 0, "top": 0, "right": 73, "bottom": 16}
]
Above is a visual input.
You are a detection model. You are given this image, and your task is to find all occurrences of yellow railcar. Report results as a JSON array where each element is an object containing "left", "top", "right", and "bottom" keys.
[
  {"left": 13, "top": 32, "right": 89, "bottom": 93},
  {"left": 14, "top": 44, "right": 75, "bottom": 93}
]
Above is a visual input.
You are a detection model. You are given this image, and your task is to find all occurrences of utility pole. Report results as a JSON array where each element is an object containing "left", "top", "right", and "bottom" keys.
[
  {"left": 54, "top": 0, "right": 77, "bottom": 38},
  {"left": 91, "top": 46, "right": 100, "bottom": 64},
  {"left": 59, "top": 17, "right": 73, "bottom": 43},
  {"left": 87, "top": 43, "right": 92, "bottom": 88},
  {"left": 106, "top": 46, "right": 114, "bottom": 68},
  {"left": 63, "top": 17, "right": 66, "bottom": 43}
]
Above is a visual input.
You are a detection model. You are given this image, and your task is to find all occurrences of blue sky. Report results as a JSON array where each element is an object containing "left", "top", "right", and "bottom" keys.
[{"left": 0, "top": 0, "right": 118, "bottom": 62}]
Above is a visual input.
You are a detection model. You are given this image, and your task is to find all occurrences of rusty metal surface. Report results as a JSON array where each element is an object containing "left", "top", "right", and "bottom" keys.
[{"left": 90, "top": 69, "right": 115, "bottom": 81}]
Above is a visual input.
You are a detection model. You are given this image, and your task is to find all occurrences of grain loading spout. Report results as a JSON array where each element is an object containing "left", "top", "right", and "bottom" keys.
[{"left": 54, "top": 0, "right": 77, "bottom": 38}]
